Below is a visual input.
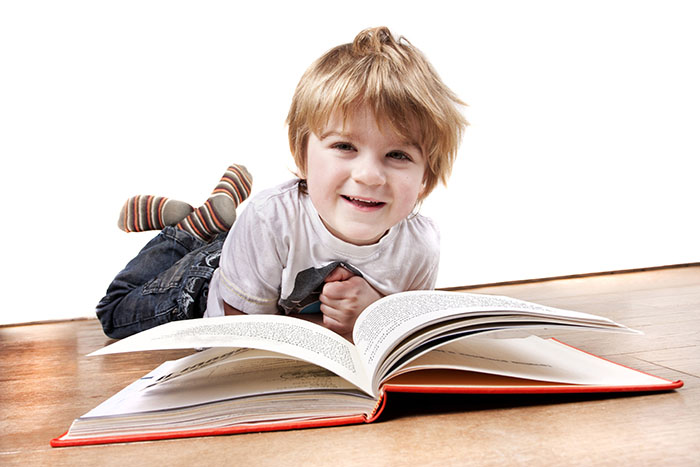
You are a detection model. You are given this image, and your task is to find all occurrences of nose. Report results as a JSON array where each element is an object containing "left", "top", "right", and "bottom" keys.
[{"left": 351, "top": 154, "right": 386, "bottom": 186}]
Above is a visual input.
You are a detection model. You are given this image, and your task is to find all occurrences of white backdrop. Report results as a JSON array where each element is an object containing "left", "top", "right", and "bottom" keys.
[{"left": 1, "top": 1, "right": 698, "bottom": 325}]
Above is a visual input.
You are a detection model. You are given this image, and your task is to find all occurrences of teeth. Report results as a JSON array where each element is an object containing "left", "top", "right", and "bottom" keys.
[{"left": 344, "top": 196, "right": 382, "bottom": 206}]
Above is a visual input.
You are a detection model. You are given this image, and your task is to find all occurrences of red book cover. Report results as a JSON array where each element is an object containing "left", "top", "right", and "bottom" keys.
[{"left": 51, "top": 338, "right": 682, "bottom": 447}]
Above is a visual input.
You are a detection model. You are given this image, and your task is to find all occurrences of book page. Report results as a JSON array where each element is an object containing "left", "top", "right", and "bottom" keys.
[
  {"left": 84, "top": 352, "right": 371, "bottom": 419},
  {"left": 143, "top": 347, "right": 285, "bottom": 388},
  {"left": 352, "top": 290, "right": 627, "bottom": 390},
  {"left": 90, "top": 315, "right": 373, "bottom": 395},
  {"left": 389, "top": 335, "right": 669, "bottom": 386}
]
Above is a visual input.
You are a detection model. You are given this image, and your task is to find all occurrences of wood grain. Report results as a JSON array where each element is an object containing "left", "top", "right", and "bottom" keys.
[{"left": 1, "top": 265, "right": 698, "bottom": 466}]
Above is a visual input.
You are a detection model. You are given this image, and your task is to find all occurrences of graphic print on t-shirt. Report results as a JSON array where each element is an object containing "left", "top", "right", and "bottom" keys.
[{"left": 278, "top": 262, "right": 362, "bottom": 314}]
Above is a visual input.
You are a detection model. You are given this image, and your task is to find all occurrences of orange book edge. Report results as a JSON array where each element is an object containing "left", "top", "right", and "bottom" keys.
[
  {"left": 50, "top": 414, "right": 369, "bottom": 447},
  {"left": 50, "top": 339, "right": 683, "bottom": 447}
]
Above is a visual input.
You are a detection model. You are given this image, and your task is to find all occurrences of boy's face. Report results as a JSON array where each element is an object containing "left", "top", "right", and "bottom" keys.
[{"left": 305, "top": 106, "right": 426, "bottom": 245}]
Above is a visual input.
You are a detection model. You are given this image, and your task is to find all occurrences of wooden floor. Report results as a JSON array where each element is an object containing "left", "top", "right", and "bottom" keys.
[{"left": 2, "top": 265, "right": 699, "bottom": 466}]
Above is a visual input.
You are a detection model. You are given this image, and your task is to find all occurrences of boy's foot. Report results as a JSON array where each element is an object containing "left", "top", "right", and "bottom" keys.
[
  {"left": 118, "top": 196, "right": 194, "bottom": 233},
  {"left": 176, "top": 164, "right": 253, "bottom": 242}
]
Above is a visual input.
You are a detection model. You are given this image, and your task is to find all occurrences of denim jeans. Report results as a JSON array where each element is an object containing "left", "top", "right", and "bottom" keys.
[{"left": 96, "top": 226, "right": 225, "bottom": 339}]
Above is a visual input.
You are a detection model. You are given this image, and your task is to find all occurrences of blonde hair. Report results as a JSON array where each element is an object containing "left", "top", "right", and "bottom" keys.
[{"left": 286, "top": 26, "right": 467, "bottom": 200}]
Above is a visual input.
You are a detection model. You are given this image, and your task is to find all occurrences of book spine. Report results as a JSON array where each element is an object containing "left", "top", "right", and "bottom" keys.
[{"left": 364, "top": 390, "right": 388, "bottom": 423}]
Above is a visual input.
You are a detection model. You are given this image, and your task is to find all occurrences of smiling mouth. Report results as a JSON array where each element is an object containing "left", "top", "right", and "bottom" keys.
[{"left": 341, "top": 195, "right": 386, "bottom": 208}]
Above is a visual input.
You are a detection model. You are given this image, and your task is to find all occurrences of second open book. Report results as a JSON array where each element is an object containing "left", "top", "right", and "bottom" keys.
[{"left": 51, "top": 291, "right": 682, "bottom": 446}]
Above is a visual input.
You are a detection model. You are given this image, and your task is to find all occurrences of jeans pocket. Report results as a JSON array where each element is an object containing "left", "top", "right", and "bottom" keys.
[{"left": 142, "top": 256, "right": 190, "bottom": 294}]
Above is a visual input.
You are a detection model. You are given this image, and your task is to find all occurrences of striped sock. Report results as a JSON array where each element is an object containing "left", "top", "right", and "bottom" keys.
[
  {"left": 118, "top": 196, "right": 194, "bottom": 233},
  {"left": 176, "top": 164, "right": 253, "bottom": 241}
]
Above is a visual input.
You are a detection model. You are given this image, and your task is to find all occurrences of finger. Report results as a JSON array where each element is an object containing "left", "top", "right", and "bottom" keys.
[
  {"left": 319, "top": 294, "right": 347, "bottom": 317},
  {"left": 321, "top": 280, "right": 345, "bottom": 301},
  {"left": 321, "top": 280, "right": 361, "bottom": 304},
  {"left": 325, "top": 266, "right": 355, "bottom": 283},
  {"left": 320, "top": 305, "right": 353, "bottom": 336}
]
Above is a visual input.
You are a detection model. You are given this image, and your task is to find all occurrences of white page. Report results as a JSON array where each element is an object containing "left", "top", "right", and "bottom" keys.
[
  {"left": 352, "top": 291, "right": 629, "bottom": 390},
  {"left": 90, "top": 315, "right": 372, "bottom": 395},
  {"left": 142, "top": 347, "right": 295, "bottom": 388},
  {"left": 84, "top": 354, "right": 367, "bottom": 419},
  {"left": 393, "top": 335, "right": 667, "bottom": 386}
]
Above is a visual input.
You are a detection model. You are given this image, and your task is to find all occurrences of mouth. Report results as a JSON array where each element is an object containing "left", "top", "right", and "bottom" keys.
[{"left": 341, "top": 195, "right": 386, "bottom": 209}]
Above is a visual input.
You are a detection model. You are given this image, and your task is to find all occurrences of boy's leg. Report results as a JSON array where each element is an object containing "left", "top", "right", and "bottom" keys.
[
  {"left": 96, "top": 227, "right": 219, "bottom": 338},
  {"left": 118, "top": 196, "right": 194, "bottom": 233},
  {"left": 97, "top": 164, "right": 252, "bottom": 338},
  {"left": 177, "top": 164, "right": 252, "bottom": 242},
  {"left": 117, "top": 164, "right": 252, "bottom": 239}
]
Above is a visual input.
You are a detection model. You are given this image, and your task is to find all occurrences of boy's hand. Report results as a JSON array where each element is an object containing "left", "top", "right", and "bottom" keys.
[{"left": 319, "top": 266, "right": 382, "bottom": 342}]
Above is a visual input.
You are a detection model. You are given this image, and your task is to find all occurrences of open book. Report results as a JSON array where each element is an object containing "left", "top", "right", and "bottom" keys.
[{"left": 51, "top": 291, "right": 682, "bottom": 447}]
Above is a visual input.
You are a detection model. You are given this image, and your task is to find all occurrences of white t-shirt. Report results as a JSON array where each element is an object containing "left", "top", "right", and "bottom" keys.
[{"left": 205, "top": 179, "right": 440, "bottom": 317}]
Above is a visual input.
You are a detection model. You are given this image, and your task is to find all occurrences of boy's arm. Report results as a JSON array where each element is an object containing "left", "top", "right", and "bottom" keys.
[
  {"left": 224, "top": 265, "right": 381, "bottom": 341},
  {"left": 223, "top": 302, "right": 246, "bottom": 316},
  {"left": 319, "top": 266, "right": 383, "bottom": 342}
]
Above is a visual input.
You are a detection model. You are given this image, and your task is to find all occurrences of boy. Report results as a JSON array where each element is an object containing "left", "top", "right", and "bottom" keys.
[{"left": 97, "top": 26, "right": 467, "bottom": 341}]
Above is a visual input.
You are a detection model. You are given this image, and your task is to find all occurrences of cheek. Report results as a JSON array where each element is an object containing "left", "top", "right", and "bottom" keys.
[
  {"left": 304, "top": 137, "right": 324, "bottom": 179},
  {"left": 307, "top": 156, "right": 345, "bottom": 189},
  {"left": 305, "top": 164, "right": 336, "bottom": 211},
  {"left": 394, "top": 174, "right": 425, "bottom": 210}
]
